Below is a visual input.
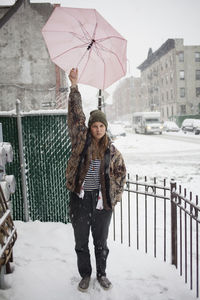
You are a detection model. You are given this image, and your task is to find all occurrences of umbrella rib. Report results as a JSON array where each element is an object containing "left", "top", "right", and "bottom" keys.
[
  {"left": 78, "top": 50, "right": 92, "bottom": 84},
  {"left": 69, "top": 31, "right": 90, "bottom": 44},
  {"left": 54, "top": 7, "right": 92, "bottom": 41},
  {"left": 94, "top": 42, "right": 126, "bottom": 75},
  {"left": 52, "top": 43, "right": 89, "bottom": 61},
  {"left": 92, "top": 43, "right": 106, "bottom": 89},
  {"left": 78, "top": 21, "right": 93, "bottom": 42},
  {"left": 96, "top": 36, "right": 126, "bottom": 43}
]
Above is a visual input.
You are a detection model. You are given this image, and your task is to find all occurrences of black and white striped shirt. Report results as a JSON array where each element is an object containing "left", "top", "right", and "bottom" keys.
[{"left": 83, "top": 159, "right": 101, "bottom": 191}]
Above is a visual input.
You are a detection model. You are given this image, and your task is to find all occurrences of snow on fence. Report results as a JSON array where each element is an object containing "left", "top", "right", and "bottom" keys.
[{"left": 113, "top": 174, "right": 200, "bottom": 298}]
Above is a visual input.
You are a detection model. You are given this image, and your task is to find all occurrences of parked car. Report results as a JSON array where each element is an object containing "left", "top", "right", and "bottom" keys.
[
  {"left": 193, "top": 119, "right": 200, "bottom": 135},
  {"left": 181, "top": 118, "right": 200, "bottom": 134},
  {"left": 163, "top": 121, "right": 180, "bottom": 132},
  {"left": 109, "top": 123, "right": 126, "bottom": 139}
]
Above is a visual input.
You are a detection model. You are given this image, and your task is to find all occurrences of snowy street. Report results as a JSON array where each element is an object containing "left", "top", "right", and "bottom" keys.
[{"left": 114, "top": 131, "right": 200, "bottom": 197}]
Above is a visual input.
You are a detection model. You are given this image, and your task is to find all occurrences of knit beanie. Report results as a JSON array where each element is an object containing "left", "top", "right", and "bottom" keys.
[{"left": 88, "top": 110, "right": 108, "bottom": 129}]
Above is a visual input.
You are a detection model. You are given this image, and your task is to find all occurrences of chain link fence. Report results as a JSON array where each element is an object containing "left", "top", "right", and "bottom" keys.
[{"left": 0, "top": 109, "right": 71, "bottom": 223}]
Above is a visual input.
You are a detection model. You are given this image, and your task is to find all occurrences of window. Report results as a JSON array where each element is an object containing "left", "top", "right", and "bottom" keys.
[
  {"left": 196, "top": 87, "right": 200, "bottom": 97},
  {"left": 195, "top": 52, "right": 200, "bottom": 62},
  {"left": 170, "top": 73, "right": 173, "bottom": 83},
  {"left": 179, "top": 52, "right": 184, "bottom": 62},
  {"left": 166, "top": 91, "right": 169, "bottom": 100},
  {"left": 171, "top": 89, "right": 173, "bottom": 99},
  {"left": 180, "top": 88, "right": 185, "bottom": 97},
  {"left": 180, "top": 70, "right": 185, "bottom": 80},
  {"left": 180, "top": 105, "right": 186, "bottom": 114},
  {"left": 199, "top": 103, "right": 200, "bottom": 113},
  {"left": 196, "top": 70, "right": 200, "bottom": 80}
]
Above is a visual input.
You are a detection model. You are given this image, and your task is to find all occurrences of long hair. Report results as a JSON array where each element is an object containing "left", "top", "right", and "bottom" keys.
[{"left": 91, "top": 133, "right": 109, "bottom": 159}]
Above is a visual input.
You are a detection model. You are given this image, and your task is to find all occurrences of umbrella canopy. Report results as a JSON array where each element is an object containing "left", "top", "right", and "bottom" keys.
[{"left": 42, "top": 7, "right": 127, "bottom": 90}]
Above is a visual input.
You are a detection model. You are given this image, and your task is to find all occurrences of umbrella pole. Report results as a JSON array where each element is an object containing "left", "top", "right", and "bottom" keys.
[{"left": 98, "top": 89, "right": 102, "bottom": 111}]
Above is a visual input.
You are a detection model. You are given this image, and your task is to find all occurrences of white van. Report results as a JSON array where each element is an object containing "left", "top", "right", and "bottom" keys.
[{"left": 132, "top": 112, "right": 163, "bottom": 134}]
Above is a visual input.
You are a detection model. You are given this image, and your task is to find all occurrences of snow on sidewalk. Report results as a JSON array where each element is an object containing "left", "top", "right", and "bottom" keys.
[{"left": 0, "top": 221, "right": 196, "bottom": 300}]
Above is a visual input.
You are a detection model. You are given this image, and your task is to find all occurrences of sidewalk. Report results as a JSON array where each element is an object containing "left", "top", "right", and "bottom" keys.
[{"left": 0, "top": 221, "right": 196, "bottom": 300}]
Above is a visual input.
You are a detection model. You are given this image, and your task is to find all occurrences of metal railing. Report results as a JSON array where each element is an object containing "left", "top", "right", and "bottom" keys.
[{"left": 113, "top": 174, "right": 200, "bottom": 298}]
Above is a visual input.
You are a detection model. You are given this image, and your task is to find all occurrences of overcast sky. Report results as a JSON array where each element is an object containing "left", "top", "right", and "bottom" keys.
[
  {"left": 3, "top": 0, "right": 199, "bottom": 77},
  {"left": 1, "top": 0, "right": 200, "bottom": 98}
]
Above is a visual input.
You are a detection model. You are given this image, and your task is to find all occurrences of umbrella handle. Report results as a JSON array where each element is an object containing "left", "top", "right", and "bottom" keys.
[{"left": 87, "top": 39, "right": 95, "bottom": 50}]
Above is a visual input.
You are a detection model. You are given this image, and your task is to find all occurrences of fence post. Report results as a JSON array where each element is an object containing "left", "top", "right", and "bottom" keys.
[
  {"left": 16, "top": 100, "right": 29, "bottom": 222},
  {"left": 170, "top": 179, "right": 177, "bottom": 268}
]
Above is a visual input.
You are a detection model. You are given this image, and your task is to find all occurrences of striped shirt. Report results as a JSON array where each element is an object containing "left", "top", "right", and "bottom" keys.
[{"left": 83, "top": 159, "right": 101, "bottom": 191}]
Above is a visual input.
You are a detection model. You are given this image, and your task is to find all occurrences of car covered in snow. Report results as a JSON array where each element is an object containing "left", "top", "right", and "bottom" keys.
[
  {"left": 193, "top": 119, "right": 200, "bottom": 135},
  {"left": 163, "top": 121, "right": 180, "bottom": 132},
  {"left": 181, "top": 118, "right": 200, "bottom": 134},
  {"left": 109, "top": 123, "right": 126, "bottom": 139},
  {"left": 181, "top": 119, "right": 194, "bottom": 132}
]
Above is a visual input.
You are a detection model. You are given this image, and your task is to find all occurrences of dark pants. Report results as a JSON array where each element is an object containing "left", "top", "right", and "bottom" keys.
[{"left": 70, "top": 190, "right": 112, "bottom": 279}]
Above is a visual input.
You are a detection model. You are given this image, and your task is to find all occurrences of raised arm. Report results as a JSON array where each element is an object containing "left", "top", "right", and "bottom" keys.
[{"left": 68, "top": 68, "right": 87, "bottom": 148}]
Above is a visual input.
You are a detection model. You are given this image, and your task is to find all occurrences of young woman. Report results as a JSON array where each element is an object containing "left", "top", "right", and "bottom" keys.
[{"left": 66, "top": 68, "right": 126, "bottom": 292}]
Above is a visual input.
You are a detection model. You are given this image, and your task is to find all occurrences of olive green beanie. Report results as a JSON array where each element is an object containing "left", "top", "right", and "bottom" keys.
[{"left": 88, "top": 110, "right": 108, "bottom": 129}]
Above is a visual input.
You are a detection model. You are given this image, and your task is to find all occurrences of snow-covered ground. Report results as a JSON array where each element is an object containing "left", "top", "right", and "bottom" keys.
[
  {"left": 114, "top": 131, "right": 200, "bottom": 196},
  {"left": 0, "top": 130, "right": 199, "bottom": 300},
  {"left": 0, "top": 221, "right": 196, "bottom": 300}
]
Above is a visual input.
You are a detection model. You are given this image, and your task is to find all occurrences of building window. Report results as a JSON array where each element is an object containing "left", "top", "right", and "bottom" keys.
[
  {"left": 180, "top": 87, "right": 185, "bottom": 97},
  {"left": 180, "top": 70, "right": 185, "bottom": 80},
  {"left": 179, "top": 52, "right": 184, "bottom": 62},
  {"left": 196, "top": 70, "right": 200, "bottom": 80},
  {"left": 196, "top": 87, "right": 200, "bottom": 97},
  {"left": 166, "top": 91, "right": 169, "bottom": 100},
  {"left": 180, "top": 105, "right": 186, "bottom": 114},
  {"left": 170, "top": 73, "right": 173, "bottom": 83},
  {"left": 195, "top": 52, "right": 200, "bottom": 62},
  {"left": 199, "top": 103, "right": 200, "bottom": 113},
  {"left": 171, "top": 89, "right": 173, "bottom": 99}
]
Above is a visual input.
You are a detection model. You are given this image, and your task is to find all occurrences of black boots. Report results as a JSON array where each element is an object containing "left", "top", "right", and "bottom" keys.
[{"left": 78, "top": 276, "right": 91, "bottom": 292}]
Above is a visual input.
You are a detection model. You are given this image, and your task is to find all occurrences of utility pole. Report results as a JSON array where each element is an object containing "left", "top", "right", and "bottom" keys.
[{"left": 98, "top": 89, "right": 102, "bottom": 111}]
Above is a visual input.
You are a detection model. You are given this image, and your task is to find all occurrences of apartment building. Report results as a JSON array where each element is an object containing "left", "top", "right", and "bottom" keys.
[
  {"left": 106, "top": 76, "right": 141, "bottom": 122},
  {"left": 137, "top": 39, "right": 200, "bottom": 121}
]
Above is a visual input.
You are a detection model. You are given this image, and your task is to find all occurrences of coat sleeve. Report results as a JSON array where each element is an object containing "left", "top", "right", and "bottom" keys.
[
  {"left": 67, "top": 86, "right": 87, "bottom": 149},
  {"left": 112, "top": 149, "right": 127, "bottom": 204}
]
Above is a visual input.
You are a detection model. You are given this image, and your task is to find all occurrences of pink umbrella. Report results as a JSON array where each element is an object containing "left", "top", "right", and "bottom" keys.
[{"left": 42, "top": 7, "right": 127, "bottom": 90}]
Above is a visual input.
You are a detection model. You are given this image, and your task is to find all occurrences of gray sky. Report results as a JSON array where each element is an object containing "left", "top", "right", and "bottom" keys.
[
  {"left": 1, "top": 0, "right": 200, "bottom": 98},
  {"left": 32, "top": 0, "right": 200, "bottom": 76}
]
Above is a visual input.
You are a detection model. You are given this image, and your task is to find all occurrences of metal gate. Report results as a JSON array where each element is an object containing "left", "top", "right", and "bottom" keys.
[{"left": 113, "top": 174, "right": 200, "bottom": 298}]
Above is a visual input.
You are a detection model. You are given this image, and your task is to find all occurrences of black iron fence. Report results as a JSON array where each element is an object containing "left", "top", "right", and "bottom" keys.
[{"left": 113, "top": 174, "right": 200, "bottom": 298}]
